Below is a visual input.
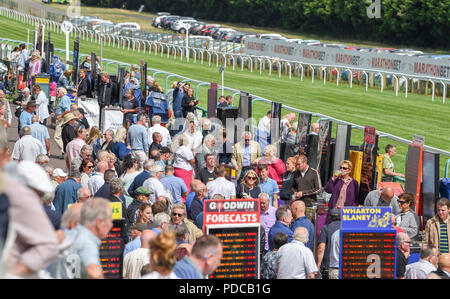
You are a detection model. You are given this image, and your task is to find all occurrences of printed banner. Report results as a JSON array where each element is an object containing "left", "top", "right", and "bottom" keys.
[
  {"left": 78, "top": 98, "right": 100, "bottom": 128},
  {"left": 244, "top": 37, "right": 450, "bottom": 81},
  {"left": 204, "top": 199, "right": 260, "bottom": 227},
  {"left": 341, "top": 206, "right": 392, "bottom": 230},
  {"left": 102, "top": 108, "right": 123, "bottom": 133}
]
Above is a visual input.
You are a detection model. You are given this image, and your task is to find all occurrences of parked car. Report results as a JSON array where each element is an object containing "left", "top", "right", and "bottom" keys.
[
  {"left": 113, "top": 22, "right": 142, "bottom": 35},
  {"left": 214, "top": 28, "right": 236, "bottom": 40},
  {"left": 323, "top": 43, "right": 347, "bottom": 48},
  {"left": 298, "top": 40, "right": 322, "bottom": 46},
  {"left": 201, "top": 24, "right": 222, "bottom": 36},
  {"left": 189, "top": 23, "right": 206, "bottom": 35},
  {"left": 171, "top": 20, "right": 198, "bottom": 32},
  {"left": 257, "top": 33, "right": 285, "bottom": 40},
  {"left": 162, "top": 16, "right": 181, "bottom": 29},
  {"left": 286, "top": 39, "right": 304, "bottom": 44},
  {"left": 152, "top": 14, "right": 171, "bottom": 28}
]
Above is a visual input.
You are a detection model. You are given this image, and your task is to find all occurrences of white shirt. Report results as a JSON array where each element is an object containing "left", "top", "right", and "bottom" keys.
[
  {"left": 405, "top": 259, "right": 437, "bottom": 279},
  {"left": 206, "top": 177, "right": 236, "bottom": 200},
  {"left": 143, "top": 177, "right": 166, "bottom": 204},
  {"left": 329, "top": 229, "right": 340, "bottom": 269},
  {"left": 123, "top": 248, "right": 150, "bottom": 279},
  {"left": 147, "top": 124, "right": 172, "bottom": 147},
  {"left": 88, "top": 172, "right": 105, "bottom": 195},
  {"left": 258, "top": 115, "right": 271, "bottom": 133},
  {"left": 277, "top": 240, "right": 318, "bottom": 279},
  {"left": 11, "top": 135, "right": 45, "bottom": 162},
  {"left": 141, "top": 271, "right": 179, "bottom": 279},
  {"left": 183, "top": 130, "right": 203, "bottom": 151},
  {"left": 35, "top": 91, "right": 50, "bottom": 123},
  {"left": 173, "top": 146, "right": 194, "bottom": 171}
]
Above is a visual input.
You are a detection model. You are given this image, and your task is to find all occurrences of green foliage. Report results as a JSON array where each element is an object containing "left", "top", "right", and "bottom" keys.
[{"left": 80, "top": 0, "right": 450, "bottom": 49}]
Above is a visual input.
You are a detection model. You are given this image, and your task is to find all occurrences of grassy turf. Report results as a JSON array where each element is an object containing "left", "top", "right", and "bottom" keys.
[{"left": 1, "top": 15, "right": 449, "bottom": 178}]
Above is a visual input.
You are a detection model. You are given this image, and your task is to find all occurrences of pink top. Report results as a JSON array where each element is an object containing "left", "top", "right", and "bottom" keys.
[
  {"left": 66, "top": 138, "right": 86, "bottom": 166},
  {"left": 256, "top": 157, "right": 286, "bottom": 183}
]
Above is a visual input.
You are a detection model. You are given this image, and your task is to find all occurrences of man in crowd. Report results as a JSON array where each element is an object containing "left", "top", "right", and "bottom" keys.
[
  {"left": 127, "top": 186, "right": 152, "bottom": 225},
  {"left": 257, "top": 110, "right": 271, "bottom": 153},
  {"left": 258, "top": 163, "right": 280, "bottom": 207},
  {"left": 121, "top": 88, "right": 139, "bottom": 128},
  {"left": 98, "top": 72, "right": 118, "bottom": 109},
  {"left": 405, "top": 245, "right": 438, "bottom": 279},
  {"left": 173, "top": 235, "right": 223, "bottom": 279},
  {"left": 423, "top": 197, "right": 449, "bottom": 255},
  {"left": 61, "top": 113, "right": 79, "bottom": 154},
  {"left": 128, "top": 159, "right": 154, "bottom": 198},
  {"left": 232, "top": 131, "right": 261, "bottom": 185},
  {"left": 53, "top": 87, "right": 72, "bottom": 155},
  {"left": 364, "top": 187, "right": 401, "bottom": 215},
  {"left": 143, "top": 164, "right": 166, "bottom": 205},
  {"left": 262, "top": 232, "right": 289, "bottom": 279},
  {"left": 206, "top": 165, "right": 236, "bottom": 200},
  {"left": 276, "top": 227, "right": 318, "bottom": 279},
  {"left": 260, "top": 193, "right": 277, "bottom": 254},
  {"left": 197, "top": 153, "right": 217, "bottom": 185},
  {"left": 290, "top": 200, "right": 315, "bottom": 251},
  {"left": 396, "top": 232, "right": 411, "bottom": 279},
  {"left": 30, "top": 115, "right": 50, "bottom": 155},
  {"left": 19, "top": 100, "right": 36, "bottom": 135},
  {"left": 77, "top": 188, "right": 92, "bottom": 203},
  {"left": 196, "top": 134, "right": 217, "bottom": 171},
  {"left": 188, "top": 182, "right": 207, "bottom": 221},
  {"left": 70, "top": 144, "right": 93, "bottom": 173},
  {"left": 127, "top": 113, "right": 149, "bottom": 171},
  {"left": 317, "top": 208, "right": 341, "bottom": 279},
  {"left": 51, "top": 168, "right": 68, "bottom": 190},
  {"left": 305, "top": 122, "right": 319, "bottom": 167},
  {"left": 382, "top": 144, "right": 404, "bottom": 181},
  {"left": 123, "top": 230, "right": 156, "bottom": 279},
  {"left": 428, "top": 253, "right": 450, "bottom": 279},
  {"left": 54, "top": 169, "right": 82, "bottom": 214},
  {"left": 268, "top": 205, "right": 293, "bottom": 251},
  {"left": 161, "top": 165, "right": 188, "bottom": 205},
  {"left": 170, "top": 203, "right": 203, "bottom": 244},
  {"left": 291, "top": 154, "right": 322, "bottom": 207},
  {"left": 65, "top": 124, "right": 87, "bottom": 170},
  {"left": 147, "top": 115, "right": 171, "bottom": 147},
  {"left": 11, "top": 126, "right": 45, "bottom": 162},
  {"left": 280, "top": 112, "right": 296, "bottom": 142},
  {"left": 88, "top": 161, "right": 108, "bottom": 195}
]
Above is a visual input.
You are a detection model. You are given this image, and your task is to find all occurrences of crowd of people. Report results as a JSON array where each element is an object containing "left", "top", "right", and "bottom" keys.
[{"left": 0, "top": 45, "right": 449, "bottom": 280}]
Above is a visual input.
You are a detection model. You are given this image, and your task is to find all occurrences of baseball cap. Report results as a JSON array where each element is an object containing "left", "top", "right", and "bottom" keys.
[
  {"left": 52, "top": 168, "right": 68, "bottom": 177},
  {"left": 16, "top": 161, "right": 54, "bottom": 194},
  {"left": 135, "top": 186, "right": 152, "bottom": 195},
  {"left": 329, "top": 208, "right": 341, "bottom": 218}
]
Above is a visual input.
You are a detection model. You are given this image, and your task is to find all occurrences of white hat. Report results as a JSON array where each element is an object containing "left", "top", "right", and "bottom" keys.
[
  {"left": 16, "top": 161, "right": 54, "bottom": 194},
  {"left": 52, "top": 168, "right": 68, "bottom": 177}
]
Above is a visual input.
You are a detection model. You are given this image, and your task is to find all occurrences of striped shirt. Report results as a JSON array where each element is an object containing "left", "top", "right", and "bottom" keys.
[
  {"left": 440, "top": 220, "right": 449, "bottom": 254},
  {"left": 173, "top": 256, "right": 204, "bottom": 279}
]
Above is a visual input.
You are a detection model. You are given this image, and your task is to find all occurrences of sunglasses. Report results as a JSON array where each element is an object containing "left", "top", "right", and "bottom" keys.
[
  {"left": 247, "top": 176, "right": 256, "bottom": 180},
  {"left": 340, "top": 166, "right": 350, "bottom": 170},
  {"left": 172, "top": 212, "right": 183, "bottom": 217},
  {"left": 87, "top": 165, "right": 94, "bottom": 169},
  {"left": 398, "top": 200, "right": 408, "bottom": 204}
]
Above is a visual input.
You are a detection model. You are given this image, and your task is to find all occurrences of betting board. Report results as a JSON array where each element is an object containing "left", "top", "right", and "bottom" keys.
[
  {"left": 340, "top": 231, "right": 397, "bottom": 279},
  {"left": 207, "top": 224, "right": 260, "bottom": 279},
  {"left": 99, "top": 219, "right": 125, "bottom": 279}
]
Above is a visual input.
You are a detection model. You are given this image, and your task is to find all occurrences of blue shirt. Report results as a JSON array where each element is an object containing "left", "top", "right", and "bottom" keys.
[
  {"left": 195, "top": 212, "right": 204, "bottom": 230},
  {"left": 290, "top": 216, "right": 315, "bottom": 250},
  {"left": 54, "top": 178, "right": 82, "bottom": 214},
  {"left": 55, "top": 95, "right": 72, "bottom": 116},
  {"left": 173, "top": 256, "right": 204, "bottom": 279},
  {"left": 19, "top": 110, "right": 33, "bottom": 134},
  {"left": 242, "top": 144, "right": 251, "bottom": 167},
  {"left": 71, "top": 225, "right": 101, "bottom": 279},
  {"left": 259, "top": 177, "right": 280, "bottom": 206},
  {"left": 268, "top": 221, "right": 293, "bottom": 251},
  {"left": 127, "top": 124, "right": 149, "bottom": 154},
  {"left": 185, "top": 191, "right": 195, "bottom": 216},
  {"left": 30, "top": 122, "right": 50, "bottom": 154},
  {"left": 127, "top": 171, "right": 150, "bottom": 198},
  {"left": 123, "top": 237, "right": 141, "bottom": 257},
  {"left": 160, "top": 175, "right": 188, "bottom": 205}
]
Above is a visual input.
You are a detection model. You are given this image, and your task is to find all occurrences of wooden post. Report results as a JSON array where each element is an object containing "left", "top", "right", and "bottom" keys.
[{"left": 369, "top": 73, "right": 374, "bottom": 87}]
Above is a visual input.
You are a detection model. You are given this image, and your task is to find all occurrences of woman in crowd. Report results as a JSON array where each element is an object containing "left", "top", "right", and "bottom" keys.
[
  {"left": 396, "top": 192, "right": 419, "bottom": 240},
  {"left": 255, "top": 144, "right": 286, "bottom": 183},
  {"left": 32, "top": 84, "right": 49, "bottom": 125},
  {"left": 101, "top": 129, "right": 115, "bottom": 153},
  {"left": 182, "top": 114, "right": 203, "bottom": 151},
  {"left": 279, "top": 156, "right": 297, "bottom": 204},
  {"left": 75, "top": 69, "right": 91, "bottom": 98},
  {"left": 236, "top": 169, "right": 261, "bottom": 199},
  {"left": 57, "top": 69, "right": 72, "bottom": 90},
  {"left": 141, "top": 230, "right": 178, "bottom": 279},
  {"left": 181, "top": 87, "right": 197, "bottom": 118},
  {"left": 86, "top": 126, "right": 102, "bottom": 159},
  {"left": 107, "top": 152, "right": 120, "bottom": 177},
  {"left": 120, "top": 153, "right": 140, "bottom": 207},
  {"left": 28, "top": 51, "right": 42, "bottom": 85},
  {"left": 112, "top": 127, "right": 130, "bottom": 161},
  {"left": 79, "top": 159, "right": 95, "bottom": 190},
  {"left": 136, "top": 203, "right": 153, "bottom": 225},
  {"left": 325, "top": 160, "right": 359, "bottom": 212},
  {"left": 0, "top": 99, "right": 9, "bottom": 128},
  {"left": 172, "top": 135, "right": 195, "bottom": 195}
]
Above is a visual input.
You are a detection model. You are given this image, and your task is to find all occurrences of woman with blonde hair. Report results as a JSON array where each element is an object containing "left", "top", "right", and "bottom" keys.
[
  {"left": 141, "top": 230, "right": 178, "bottom": 279},
  {"left": 86, "top": 126, "right": 102, "bottom": 158},
  {"left": 325, "top": 160, "right": 359, "bottom": 211},
  {"left": 112, "top": 126, "right": 131, "bottom": 161},
  {"left": 255, "top": 144, "right": 286, "bottom": 183},
  {"left": 236, "top": 169, "right": 261, "bottom": 199},
  {"left": 28, "top": 51, "right": 42, "bottom": 85}
]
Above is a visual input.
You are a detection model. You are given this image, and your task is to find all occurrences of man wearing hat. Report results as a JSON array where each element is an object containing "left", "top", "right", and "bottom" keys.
[
  {"left": 51, "top": 168, "right": 68, "bottom": 190},
  {"left": 147, "top": 115, "right": 171, "bottom": 147},
  {"left": 19, "top": 100, "right": 36, "bottom": 136},
  {"left": 317, "top": 208, "right": 342, "bottom": 279},
  {"left": 53, "top": 87, "right": 72, "bottom": 153},
  {"left": 11, "top": 126, "right": 45, "bottom": 162},
  {"left": 61, "top": 112, "right": 79, "bottom": 154},
  {"left": 143, "top": 164, "right": 166, "bottom": 205},
  {"left": 127, "top": 186, "right": 152, "bottom": 226}
]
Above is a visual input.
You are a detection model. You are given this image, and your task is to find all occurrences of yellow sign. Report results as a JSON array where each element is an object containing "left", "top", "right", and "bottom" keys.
[
  {"left": 35, "top": 77, "right": 50, "bottom": 84},
  {"left": 67, "top": 202, "right": 123, "bottom": 220}
]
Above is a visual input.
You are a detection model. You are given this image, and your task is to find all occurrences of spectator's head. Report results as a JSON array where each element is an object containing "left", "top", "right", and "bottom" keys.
[
  {"left": 295, "top": 154, "right": 308, "bottom": 172},
  {"left": 152, "top": 132, "right": 162, "bottom": 144},
  {"left": 214, "top": 165, "right": 226, "bottom": 178},
  {"left": 259, "top": 193, "right": 270, "bottom": 213},
  {"left": 243, "top": 170, "right": 259, "bottom": 187},
  {"left": 104, "top": 129, "right": 114, "bottom": 143},
  {"left": 190, "top": 235, "right": 223, "bottom": 276},
  {"left": 329, "top": 208, "right": 341, "bottom": 222},
  {"left": 165, "top": 165, "right": 175, "bottom": 176},
  {"left": 103, "top": 169, "right": 117, "bottom": 183},
  {"left": 149, "top": 164, "right": 164, "bottom": 179},
  {"left": 286, "top": 157, "right": 297, "bottom": 173},
  {"left": 204, "top": 154, "right": 216, "bottom": 169},
  {"left": 203, "top": 134, "right": 216, "bottom": 149},
  {"left": 212, "top": 194, "right": 225, "bottom": 200},
  {"left": 56, "top": 86, "right": 67, "bottom": 98},
  {"left": 80, "top": 197, "right": 113, "bottom": 239},
  {"left": 75, "top": 124, "right": 88, "bottom": 141},
  {"left": 31, "top": 115, "right": 39, "bottom": 124},
  {"left": 61, "top": 202, "right": 83, "bottom": 230},
  {"left": 80, "top": 144, "right": 93, "bottom": 161},
  {"left": 385, "top": 144, "right": 397, "bottom": 157},
  {"left": 311, "top": 122, "right": 320, "bottom": 134},
  {"left": 381, "top": 187, "right": 395, "bottom": 203},
  {"left": 398, "top": 192, "right": 415, "bottom": 212},
  {"left": 101, "top": 72, "right": 110, "bottom": 83},
  {"left": 143, "top": 159, "right": 155, "bottom": 171},
  {"left": 152, "top": 115, "right": 161, "bottom": 125},
  {"left": 153, "top": 212, "right": 171, "bottom": 231},
  {"left": 152, "top": 200, "right": 168, "bottom": 215},
  {"left": 264, "top": 144, "right": 278, "bottom": 159},
  {"left": 291, "top": 200, "right": 306, "bottom": 219},
  {"left": 77, "top": 188, "right": 91, "bottom": 203},
  {"left": 397, "top": 232, "right": 411, "bottom": 254},
  {"left": 113, "top": 127, "right": 127, "bottom": 143},
  {"left": 130, "top": 223, "right": 146, "bottom": 241},
  {"left": 436, "top": 198, "right": 450, "bottom": 221},
  {"left": 138, "top": 203, "right": 153, "bottom": 224},
  {"left": 22, "top": 126, "right": 31, "bottom": 136},
  {"left": 420, "top": 245, "right": 438, "bottom": 267},
  {"left": 339, "top": 160, "right": 353, "bottom": 178},
  {"left": 193, "top": 182, "right": 207, "bottom": 199},
  {"left": 42, "top": 164, "right": 55, "bottom": 178},
  {"left": 257, "top": 163, "right": 269, "bottom": 181},
  {"left": 96, "top": 161, "right": 109, "bottom": 174},
  {"left": 136, "top": 113, "right": 147, "bottom": 126},
  {"left": 25, "top": 100, "right": 37, "bottom": 113},
  {"left": 171, "top": 222, "right": 189, "bottom": 243},
  {"left": 109, "top": 178, "right": 123, "bottom": 196},
  {"left": 293, "top": 227, "right": 309, "bottom": 245},
  {"left": 88, "top": 126, "right": 101, "bottom": 142},
  {"left": 225, "top": 95, "right": 233, "bottom": 105},
  {"left": 201, "top": 118, "right": 211, "bottom": 131},
  {"left": 32, "top": 84, "right": 41, "bottom": 95},
  {"left": 276, "top": 205, "right": 293, "bottom": 225},
  {"left": 35, "top": 154, "right": 50, "bottom": 166},
  {"left": 439, "top": 253, "right": 450, "bottom": 272},
  {"left": 242, "top": 131, "right": 252, "bottom": 145},
  {"left": 171, "top": 203, "right": 186, "bottom": 225},
  {"left": 80, "top": 159, "right": 95, "bottom": 177},
  {"left": 149, "top": 230, "right": 178, "bottom": 276},
  {"left": 140, "top": 229, "right": 157, "bottom": 249},
  {"left": 135, "top": 186, "right": 151, "bottom": 203},
  {"left": 273, "top": 232, "right": 289, "bottom": 251}
]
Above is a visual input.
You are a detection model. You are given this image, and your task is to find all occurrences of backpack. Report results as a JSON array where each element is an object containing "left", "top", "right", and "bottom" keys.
[
  {"left": 50, "top": 56, "right": 65, "bottom": 83},
  {"left": 146, "top": 91, "right": 169, "bottom": 124}
]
